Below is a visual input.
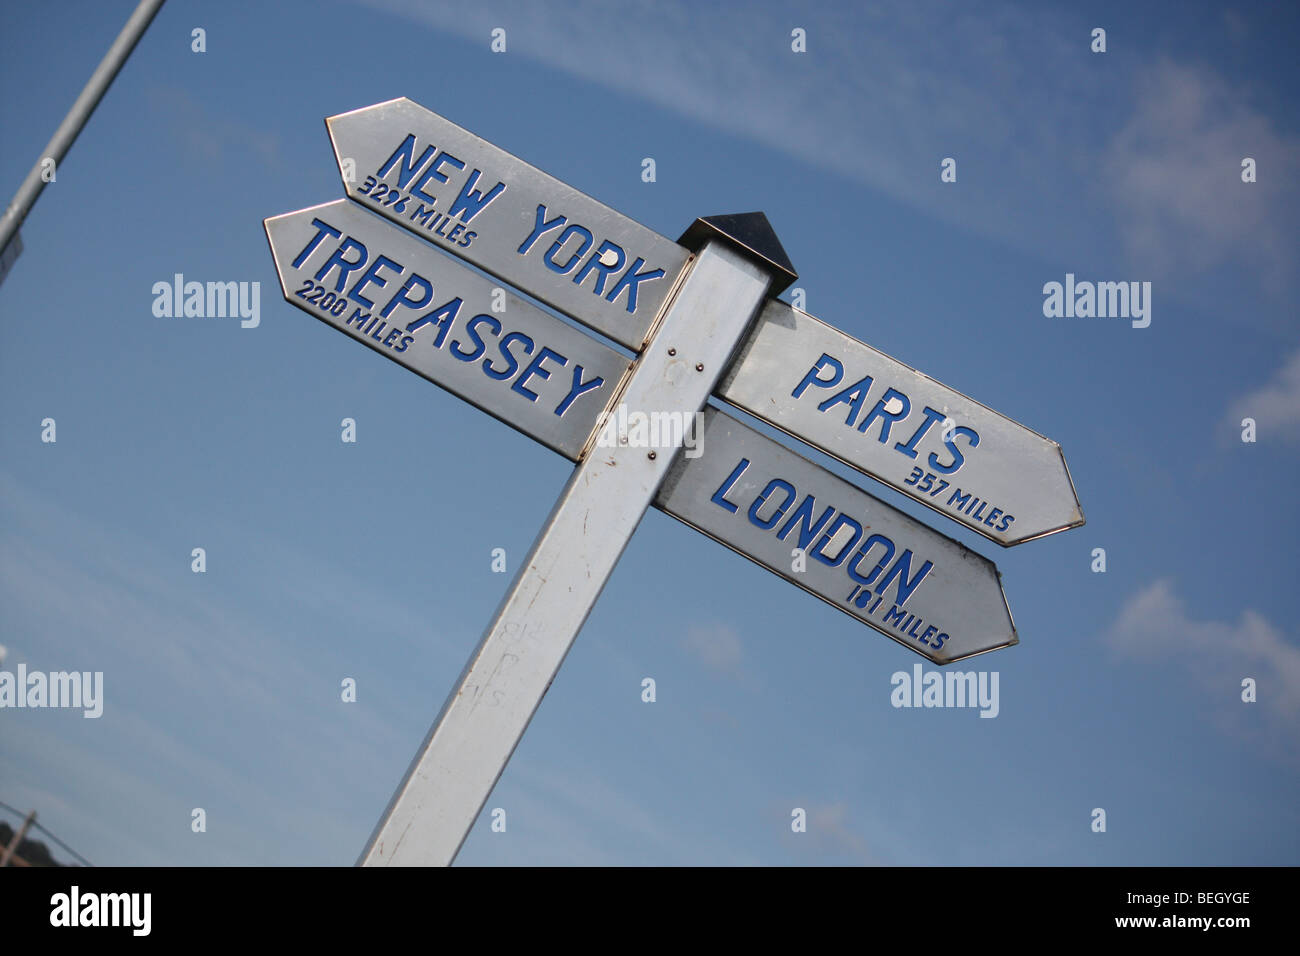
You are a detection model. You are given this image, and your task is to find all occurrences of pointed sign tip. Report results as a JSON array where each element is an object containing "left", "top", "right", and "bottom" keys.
[{"left": 678, "top": 212, "right": 797, "bottom": 293}]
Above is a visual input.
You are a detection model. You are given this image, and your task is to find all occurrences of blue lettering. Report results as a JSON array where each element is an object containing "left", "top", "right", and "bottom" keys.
[
  {"left": 544, "top": 225, "right": 594, "bottom": 275},
  {"left": 847, "top": 534, "right": 895, "bottom": 588},
  {"left": 483, "top": 331, "right": 534, "bottom": 380},
  {"left": 572, "top": 241, "right": 626, "bottom": 296},
  {"left": 747, "top": 479, "right": 796, "bottom": 530},
  {"left": 517, "top": 204, "right": 567, "bottom": 255},
  {"left": 450, "top": 314, "right": 500, "bottom": 362},
  {"left": 882, "top": 604, "right": 908, "bottom": 627},
  {"left": 448, "top": 169, "right": 506, "bottom": 223},
  {"left": 792, "top": 353, "right": 843, "bottom": 399},
  {"left": 379, "top": 273, "right": 433, "bottom": 319},
  {"left": 817, "top": 375, "right": 874, "bottom": 426},
  {"left": 377, "top": 134, "right": 436, "bottom": 191},
  {"left": 929, "top": 426, "right": 980, "bottom": 475},
  {"left": 775, "top": 494, "right": 835, "bottom": 550},
  {"left": 512, "top": 347, "right": 568, "bottom": 402},
  {"left": 405, "top": 296, "right": 462, "bottom": 349},
  {"left": 894, "top": 406, "right": 946, "bottom": 459},
  {"left": 411, "top": 150, "right": 466, "bottom": 204},
  {"left": 606, "top": 257, "right": 664, "bottom": 314},
  {"left": 857, "top": 387, "right": 911, "bottom": 443},
  {"left": 347, "top": 255, "right": 403, "bottom": 309},
  {"left": 291, "top": 219, "right": 342, "bottom": 268},
  {"left": 710, "top": 459, "right": 750, "bottom": 513},
  {"left": 878, "top": 550, "right": 934, "bottom": 606},
  {"left": 314, "top": 237, "right": 368, "bottom": 292},
  {"left": 554, "top": 364, "right": 606, "bottom": 417},
  {"left": 809, "top": 514, "right": 863, "bottom": 567}
]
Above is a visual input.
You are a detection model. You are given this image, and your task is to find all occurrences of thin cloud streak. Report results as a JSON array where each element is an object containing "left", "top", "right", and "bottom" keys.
[{"left": 359, "top": 0, "right": 1298, "bottom": 309}]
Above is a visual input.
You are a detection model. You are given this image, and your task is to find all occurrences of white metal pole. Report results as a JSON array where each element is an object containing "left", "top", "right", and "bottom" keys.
[
  {"left": 361, "top": 239, "right": 774, "bottom": 866},
  {"left": 0, "top": 0, "right": 166, "bottom": 260}
]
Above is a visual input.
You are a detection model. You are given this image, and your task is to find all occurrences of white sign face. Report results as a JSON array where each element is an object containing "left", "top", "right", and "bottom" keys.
[
  {"left": 265, "top": 200, "right": 629, "bottom": 460},
  {"left": 327, "top": 98, "right": 691, "bottom": 352},
  {"left": 656, "top": 407, "right": 1018, "bottom": 664},
  {"left": 717, "top": 301, "right": 1085, "bottom": 545}
]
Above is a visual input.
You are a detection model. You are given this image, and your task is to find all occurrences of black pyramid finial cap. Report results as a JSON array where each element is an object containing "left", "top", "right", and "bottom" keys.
[{"left": 677, "top": 212, "right": 797, "bottom": 294}]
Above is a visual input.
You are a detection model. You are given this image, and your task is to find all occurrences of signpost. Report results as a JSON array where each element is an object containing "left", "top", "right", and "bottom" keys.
[
  {"left": 264, "top": 96, "right": 1084, "bottom": 866},
  {"left": 266, "top": 213, "right": 1015, "bottom": 663}
]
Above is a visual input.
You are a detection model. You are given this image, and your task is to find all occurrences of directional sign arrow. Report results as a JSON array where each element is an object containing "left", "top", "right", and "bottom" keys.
[
  {"left": 327, "top": 98, "right": 692, "bottom": 352},
  {"left": 264, "top": 200, "right": 629, "bottom": 460},
  {"left": 657, "top": 406, "right": 1017, "bottom": 664},
  {"left": 716, "top": 300, "right": 1085, "bottom": 545}
]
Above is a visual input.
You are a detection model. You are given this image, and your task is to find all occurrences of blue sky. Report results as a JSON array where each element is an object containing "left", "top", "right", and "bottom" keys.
[{"left": 1, "top": 0, "right": 1297, "bottom": 865}]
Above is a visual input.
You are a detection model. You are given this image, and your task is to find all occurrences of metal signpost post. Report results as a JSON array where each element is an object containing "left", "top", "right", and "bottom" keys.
[
  {"left": 264, "top": 97, "right": 1084, "bottom": 866},
  {"left": 0, "top": 0, "right": 166, "bottom": 287},
  {"left": 359, "top": 238, "right": 773, "bottom": 866}
]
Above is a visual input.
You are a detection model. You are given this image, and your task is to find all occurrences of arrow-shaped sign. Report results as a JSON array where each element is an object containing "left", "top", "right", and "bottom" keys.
[
  {"left": 264, "top": 200, "right": 629, "bottom": 460},
  {"left": 327, "top": 97, "right": 691, "bottom": 352},
  {"left": 716, "top": 300, "right": 1084, "bottom": 545},
  {"left": 658, "top": 406, "right": 1017, "bottom": 663}
]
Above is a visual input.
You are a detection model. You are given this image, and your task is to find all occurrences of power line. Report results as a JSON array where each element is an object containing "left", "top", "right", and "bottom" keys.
[{"left": 0, "top": 798, "right": 94, "bottom": 867}]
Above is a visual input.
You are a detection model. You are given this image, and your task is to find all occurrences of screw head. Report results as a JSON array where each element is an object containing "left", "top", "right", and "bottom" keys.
[
  {"left": 667, "top": 348, "right": 676, "bottom": 356},
  {"left": 695, "top": 362, "right": 704, "bottom": 372},
  {"left": 647, "top": 451, "right": 657, "bottom": 460}
]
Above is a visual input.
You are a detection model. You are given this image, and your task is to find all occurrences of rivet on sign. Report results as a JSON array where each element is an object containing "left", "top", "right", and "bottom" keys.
[
  {"left": 647, "top": 451, "right": 657, "bottom": 460},
  {"left": 695, "top": 362, "right": 704, "bottom": 372},
  {"left": 667, "top": 348, "right": 676, "bottom": 356}
]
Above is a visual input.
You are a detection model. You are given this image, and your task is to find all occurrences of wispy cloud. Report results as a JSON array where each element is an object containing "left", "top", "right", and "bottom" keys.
[
  {"left": 148, "top": 86, "right": 282, "bottom": 170},
  {"left": 1099, "top": 59, "right": 1300, "bottom": 290},
  {"left": 1226, "top": 348, "right": 1300, "bottom": 443},
  {"left": 679, "top": 621, "right": 765, "bottom": 697},
  {"left": 1102, "top": 579, "right": 1300, "bottom": 760},
  {"left": 359, "top": 0, "right": 1297, "bottom": 309},
  {"left": 780, "top": 800, "right": 879, "bottom": 865},
  {"left": 681, "top": 622, "right": 744, "bottom": 679}
]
